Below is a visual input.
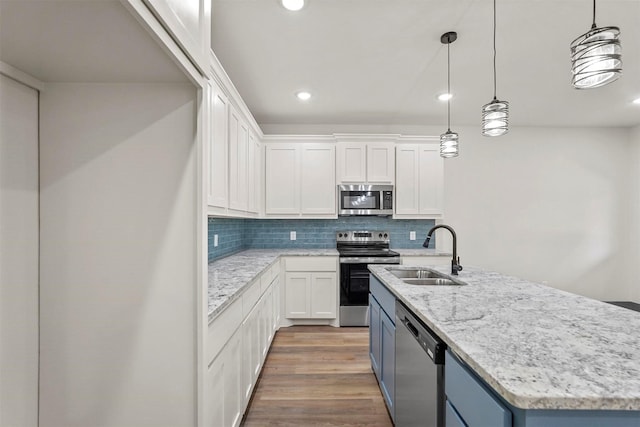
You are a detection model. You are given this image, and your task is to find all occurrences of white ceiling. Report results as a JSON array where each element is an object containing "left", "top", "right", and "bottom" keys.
[
  {"left": 0, "top": 1, "right": 188, "bottom": 83},
  {"left": 211, "top": 0, "right": 640, "bottom": 130}
]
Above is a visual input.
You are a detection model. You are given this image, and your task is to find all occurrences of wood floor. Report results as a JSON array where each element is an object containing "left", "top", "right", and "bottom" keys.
[{"left": 241, "top": 326, "right": 393, "bottom": 427}]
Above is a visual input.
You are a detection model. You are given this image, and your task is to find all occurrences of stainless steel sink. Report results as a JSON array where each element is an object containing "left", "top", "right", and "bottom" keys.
[
  {"left": 401, "top": 278, "right": 460, "bottom": 286},
  {"left": 385, "top": 268, "right": 444, "bottom": 279},
  {"left": 385, "top": 267, "right": 466, "bottom": 286}
]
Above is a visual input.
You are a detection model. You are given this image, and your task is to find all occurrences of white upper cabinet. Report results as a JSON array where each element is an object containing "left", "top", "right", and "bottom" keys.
[
  {"left": 247, "top": 131, "right": 260, "bottom": 214},
  {"left": 367, "top": 143, "right": 395, "bottom": 183},
  {"left": 337, "top": 141, "right": 394, "bottom": 184},
  {"left": 394, "top": 142, "right": 443, "bottom": 218},
  {"left": 228, "top": 105, "right": 249, "bottom": 212},
  {"left": 207, "top": 79, "right": 229, "bottom": 210},
  {"left": 264, "top": 141, "right": 336, "bottom": 218},
  {"left": 206, "top": 79, "right": 260, "bottom": 217},
  {"left": 144, "top": 0, "right": 210, "bottom": 73},
  {"left": 265, "top": 144, "right": 299, "bottom": 215},
  {"left": 300, "top": 145, "right": 336, "bottom": 215},
  {"left": 337, "top": 143, "right": 367, "bottom": 182}
]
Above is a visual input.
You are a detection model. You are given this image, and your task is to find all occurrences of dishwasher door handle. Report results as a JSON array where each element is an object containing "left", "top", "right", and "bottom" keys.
[{"left": 404, "top": 317, "right": 419, "bottom": 339}]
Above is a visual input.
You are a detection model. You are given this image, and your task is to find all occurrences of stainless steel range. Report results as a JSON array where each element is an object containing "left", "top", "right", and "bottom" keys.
[{"left": 337, "top": 230, "right": 400, "bottom": 326}]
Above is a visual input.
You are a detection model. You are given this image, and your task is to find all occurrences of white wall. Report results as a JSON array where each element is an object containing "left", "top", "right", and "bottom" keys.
[
  {"left": 443, "top": 126, "right": 632, "bottom": 301},
  {"left": 39, "top": 83, "right": 198, "bottom": 427},
  {"left": 628, "top": 125, "right": 640, "bottom": 303},
  {"left": 0, "top": 74, "right": 39, "bottom": 427}
]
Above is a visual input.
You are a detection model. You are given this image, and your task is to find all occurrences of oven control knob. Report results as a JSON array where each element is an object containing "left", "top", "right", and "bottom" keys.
[
  {"left": 379, "top": 233, "right": 383, "bottom": 238},
  {"left": 383, "top": 233, "right": 388, "bottom": 239},
  {"left": 338, "top": 233, "right": 342, "bottom": 238},
  {"left": 344, "top": 232, "right": 348, "bottom": 237}
]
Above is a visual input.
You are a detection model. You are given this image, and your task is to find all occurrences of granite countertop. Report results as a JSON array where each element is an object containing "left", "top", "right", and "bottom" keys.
[
  {"left": 208, "top": 249, "right": 338, "bottom": 322},
  {"left": 368, "top": 264, "right": 640, "bottom": 411}
]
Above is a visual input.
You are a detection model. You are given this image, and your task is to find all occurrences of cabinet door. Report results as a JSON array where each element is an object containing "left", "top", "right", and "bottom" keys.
[
  {"left": 247, "top": 131, "right": 260, "bottom": 213},
  {"left": 223, "top": 332, "right": 243, "bottom": 427},
  {"left": 367, "top": 143, "right": 394, "bottom": 183},
  {"left": 300, "top": 144, "right": 336, "bottom": 214},
  {"left": 310, "top": 272, "right": 337, "bottom": 318},
  {"left": 272, "top": 278, "right": 281, "bottom": 332},
  {"left": 205, "top": 353, "right": 225, "bottom": 427},
  {"left": 418, "top": 144, "right": 444, "bottom": 216},
  {"left": 394, "top": 144, "right": 419, "bottom": 215},
  {"left": 369, "top": 295, "right": 382, "bottom": 379},
  {"left": 265, "top": 145, "right": 299, "bottom": 214},
  {"left": 337, "top": 143, "right": 366, "bottom": 183},
  {"left": 229, "top": 106, "right": 249, "bottom": 212},
  {"left": 380, "top": 310, "right": 396, "bottom": 418},
  {"left": 207, "top": 79, "right": 229, "bottom": 209},
  {"left": 241, "top": 304, "right": 259, "bottom": 406},
  {"left": 260, "top": 287, "right": 273, "bottom": 359},
  {"left": 284, "top": 272, "right": 310, "bottom": 318}
]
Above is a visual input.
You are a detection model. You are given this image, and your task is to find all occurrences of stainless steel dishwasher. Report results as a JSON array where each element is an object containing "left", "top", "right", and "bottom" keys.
[{"left": 395, "top": 301, "right": 446, "bottom": 427}]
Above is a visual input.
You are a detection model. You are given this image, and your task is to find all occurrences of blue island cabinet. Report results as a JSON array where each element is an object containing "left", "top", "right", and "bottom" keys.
[
  {"left": 445, "top": 350, "right": 640, "bottom": 427},
  {"left": 369, "top": 275, "right": 396, "bottom": 421}
]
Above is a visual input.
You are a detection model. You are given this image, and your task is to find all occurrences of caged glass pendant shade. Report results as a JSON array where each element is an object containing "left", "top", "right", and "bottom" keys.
[
  {"left": 570, "top": 0, "right": 621, "bottom": 89},
  {"left": 440, "top": 31, "right": 458, "bottom": 158},
  {"left": 571, "top": 26, "right": 621, "bottom": 89},
  {"left": 440, "top": 130, "right": 459, "bottom": 158},
  {"left": 482, "top": 0, "right": 509, "bottom": 137},
  {"left": 482, "top": 98, "right": 509, "bottom": 137}
]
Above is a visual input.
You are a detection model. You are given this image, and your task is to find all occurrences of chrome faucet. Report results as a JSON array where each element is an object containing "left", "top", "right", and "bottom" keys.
[{"left": 423, "top": 224, "right": 463, "bottom": 275}]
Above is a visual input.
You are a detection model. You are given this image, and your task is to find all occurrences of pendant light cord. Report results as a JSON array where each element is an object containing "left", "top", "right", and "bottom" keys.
[
  {"left": 592, "top": 0, "right": 597, "bottom": 29},
  {"left": 447, "top": 40, "right": 451, "bottom": 131},
  {"left": 492, "top": 0, "right": 497, "bottom": 100}
]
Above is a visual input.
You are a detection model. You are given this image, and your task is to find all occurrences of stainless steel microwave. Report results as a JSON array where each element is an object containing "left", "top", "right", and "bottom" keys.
[{"left": 338, "top": 184, "right": 394, "bottom": 216}]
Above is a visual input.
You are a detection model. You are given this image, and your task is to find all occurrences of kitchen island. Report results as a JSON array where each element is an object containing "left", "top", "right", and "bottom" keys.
[{"left": 368, "top": 264, "right": 640, "bottom": 425}]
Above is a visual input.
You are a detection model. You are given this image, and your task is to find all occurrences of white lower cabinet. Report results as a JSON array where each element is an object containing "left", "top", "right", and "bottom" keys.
[
  {"left": 223, "top": 331, "right": 243, "bottom": 427},
  {"left": 206, "top": 261, "right": 281, "bottom": 426},
  {"left": 310, "top": 273, "right": 338, "bottom": 318},
  {"left": 204, "top": 329, "right": 242, "bottom": 427},
  {"left": 283, "top": 257, "right": 338, "bottom": 322},
  {"left": 205, "top": 354, "right": 225, "bottom": 427},
  {"left": 242, "top": 301, "right": 261, "bottom": 405}
]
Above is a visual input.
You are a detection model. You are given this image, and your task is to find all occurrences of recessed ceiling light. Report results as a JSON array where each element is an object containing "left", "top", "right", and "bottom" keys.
[
  {"left": 437, "top": 93, "right": 452, "bottom": 101},
  {"left": 296, "top": 91, "right": 311, "bottom": 101},
  {"left": 633, "top": 97, "right": 640, "bottom": 105},
  {"left": 282, "top": 0, "right": 305, "bottom": 11}
]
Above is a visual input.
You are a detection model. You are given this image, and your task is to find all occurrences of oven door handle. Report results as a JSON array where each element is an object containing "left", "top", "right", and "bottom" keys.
[{"left": 339, "top": 257, "right": 401, "bottom": 264}]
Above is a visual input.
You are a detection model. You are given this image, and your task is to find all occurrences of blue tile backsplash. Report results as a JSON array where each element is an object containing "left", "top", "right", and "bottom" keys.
[{"left": 208, "top": 217, "right": 436, "bottom": 261}]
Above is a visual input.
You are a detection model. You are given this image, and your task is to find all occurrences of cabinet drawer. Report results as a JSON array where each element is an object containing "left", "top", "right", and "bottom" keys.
[
  {"left": 285, "top": 256, "right": 336, "bottom": 272},
  {"left": 445, "top": 350, "right": 511, "bottom": 427},
  {"left": 369, "top": 275, "right": 395, "bottom": 321},
  {"left": 207, "top": 297, "right": 242, "bottom": 364},
  {"left": 243, "top": 279, "right": 261, "bottom": 317}
]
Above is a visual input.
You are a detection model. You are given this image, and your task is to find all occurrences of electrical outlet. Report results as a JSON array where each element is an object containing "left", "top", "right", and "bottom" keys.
[
  {"left": 290, "top": 231, "right": 296, "bottom": 241},
  {"left": 410, "top": 231, "right": 416, "bottom": 241},
  {"left": 214, "top": 234, "right": 219, "bottom": 247}
]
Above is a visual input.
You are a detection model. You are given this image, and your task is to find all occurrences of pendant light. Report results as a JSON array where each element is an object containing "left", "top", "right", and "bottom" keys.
[
  {"left": 570, "top": 0, "right": 622, "bottom": 89},
  {"left": 440, "top": 31, "right": 458, "bottom": 158},
  {"left": 482, "top": 0, "right": 509, "bottom": 137}
]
